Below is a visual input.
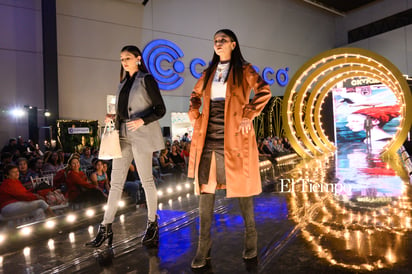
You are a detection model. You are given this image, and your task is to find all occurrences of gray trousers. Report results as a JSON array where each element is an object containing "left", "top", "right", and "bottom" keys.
[
  {"left": 102, "top": 136, "right": 158, "bottom": 224},
  {"left": 1, "top": 200, "right": 48, "bottom": 221}
]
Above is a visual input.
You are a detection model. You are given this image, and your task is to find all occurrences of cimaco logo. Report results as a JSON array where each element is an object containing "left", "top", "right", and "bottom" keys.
[{"left": 142, "top": 39, "right": 290, "bottom": 91}]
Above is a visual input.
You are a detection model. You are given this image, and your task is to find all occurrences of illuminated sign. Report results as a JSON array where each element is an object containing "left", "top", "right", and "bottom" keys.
[
  {"left": 142, "top": 39, "right": 290, "bottom": 90},
  {"left": 68, "top": 127, "right": 90, "bottom": 134}
]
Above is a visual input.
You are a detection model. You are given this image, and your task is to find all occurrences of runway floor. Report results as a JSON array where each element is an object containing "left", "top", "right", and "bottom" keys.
[{"left": 1, "top": 145, "right": 412, "bottom": 273}]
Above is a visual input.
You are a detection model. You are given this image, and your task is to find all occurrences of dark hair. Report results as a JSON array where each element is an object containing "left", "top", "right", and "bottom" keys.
[
  {"left": 202, "top": 29, "right": 247, "bottom": 90},
  {"left": 4, "top": 164, "right": 18, "bottom": 177},
  {"left": 1, "top": 152, "right": 12, "bottom": 161},
  {"left": 120, "top": 45, "right": 148, "bottom": 81},
  {"left": 16, "top": 157, "right": 28, "bottom": 164}
]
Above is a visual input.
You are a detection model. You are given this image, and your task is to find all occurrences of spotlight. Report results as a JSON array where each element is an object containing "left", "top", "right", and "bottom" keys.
[
  {"left": 45, "top": 220, "right": 56, "bottom": 229},
  {"left": 0, "top": 234, "right": 5, "bottom": 244},
  {"left": 66, "top": 214, "right": 76, "bottom": 223},
  {"left": 10, "top": 107, "right": 26, "bottom": 118},
  {"left": 85, "top": 209, "right": 95, "bottom": 217},
  {"left": 118, "top": 200, "right": 125, "bottom": 207},
  {"left": 44, "top": 111, "right": 51, "bottom": 117},
  {"left": 20, "top": 227, "right": 32, "bottom": 236}
]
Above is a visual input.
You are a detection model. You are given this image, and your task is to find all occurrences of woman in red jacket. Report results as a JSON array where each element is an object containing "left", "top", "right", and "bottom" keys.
[
  {"left": 0, "top": 164, "right": 54, "bottom": 221},
  {"left": 63, "top": 154, "right": 106, "bottom": 205}
]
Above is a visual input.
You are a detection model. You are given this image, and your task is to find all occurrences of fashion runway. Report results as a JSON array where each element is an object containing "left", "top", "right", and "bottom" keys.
[{"left": 1, "top": 147, "right": 411, "bottom": 273}]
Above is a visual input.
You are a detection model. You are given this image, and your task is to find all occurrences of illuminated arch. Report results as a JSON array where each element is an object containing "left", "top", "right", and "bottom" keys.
[{"left": 282, "top": 48, "right": 412, "bottom": 158}]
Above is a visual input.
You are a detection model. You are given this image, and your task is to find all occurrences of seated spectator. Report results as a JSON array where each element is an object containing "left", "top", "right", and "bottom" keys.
[
  {"left": 1, "top": 138, "right": 18, "bottom": 157},
  {"left": 260, "top": 139, "right": 277, "bottom": 163},
  {"left": 62, "top": 154, "right": 106, "bottom": 205},
  {"left": 29, "top": 157, "right": 44, "bottom": 177},
  {"left": 90, "top": 159, "right": 110, "bottom": 195},
  {"left": 27, "top": 140, "right": 43, "bottom": 158},
  {"left": 17, "top": 157, "right": 37, "bottom": 191},
  {"left": 102, "top": 160, "right": 112, "bottom": 182},
  {"left": 0, "top": 152, "right": 13, "bottom": 181},
  {"left": 281, "top": 136, "right": 293, "bottom": 152},
  {"left": 0, "top": 164, "right": 54, "bottom": 221},
  {"left": 43, "top": 151, "right": 64, "bottom": 173},
  {"left": 80, "top": 147, "right": 94, "bottom": 170},
  {"left": 170, "top": 144, "right": 186, "bottom": 173},
  {"left": 159, "top": 148, "right": 181, "bottom": 182},
  {"left": 273, "top": 139, "right": 287, "bottom": 157},
  {"left": 16, "top": 136, "right": 28, "bottom": 155},
  {"left": 123, "top": 163, "right": 143, "bottom": 204},
  {"left": 164, "top": 139, "right": 172, "bottom": 151},
  {"left": 180, "top": 142, "right": 191, "bottom": 169},
  {"left": 57, "top": 149, "right": 68, "bottom": 165}
]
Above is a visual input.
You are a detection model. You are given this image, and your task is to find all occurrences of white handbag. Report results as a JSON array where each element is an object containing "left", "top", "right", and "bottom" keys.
[{"left": 98, "top": 121, "right": 122, "bottom": 160}]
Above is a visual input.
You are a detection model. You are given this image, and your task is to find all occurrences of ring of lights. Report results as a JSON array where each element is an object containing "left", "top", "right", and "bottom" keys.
[{"left": 282, "top": 47, "right": 412, "bottom": 158}]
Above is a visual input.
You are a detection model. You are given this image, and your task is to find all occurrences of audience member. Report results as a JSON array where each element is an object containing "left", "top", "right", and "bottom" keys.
[
  {"left": 16, "top": 136, "right": 28, "bottom": 155},
  {"left": 17, "top": 157, "right": 37, "bottom": 191},
  {"left": 180, "top": 142, "right": 191, "bottom": 169},
  {"left": 123, "top": 163, "right": 142, "bottom": 204},
  {"left": 29, "top": 157, "right": 44, "bottom": 177},
  {"left": 169, "top": 144, "right": 186, "bottom": 174},
  {"left": 181, "top": 132, "right": 190, "bottom": 142},
  {"left": 80, "top": 146, "right": 94, "bottom": 170},
  {"left": 159, "top": 148, "right": 181, "bottom": 181},
  {"left": 43, "top": 151, "right": 64, "bottom": 173},
  {"left": 90, "top": 159, "right": 110, "bottom": 195},
  {"left": 0, "top": 164, "right": 54, "bottom": 221},
  {"left": 1, "top": 138, "right": 18, "bottom": 155},
  {"left": 63, "top": 154, "right": 106, "bottom": 205}
]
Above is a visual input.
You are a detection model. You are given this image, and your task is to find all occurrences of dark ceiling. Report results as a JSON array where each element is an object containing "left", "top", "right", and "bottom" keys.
[{"left": 307, "top": 0, "right": 380, "bottom": 13}]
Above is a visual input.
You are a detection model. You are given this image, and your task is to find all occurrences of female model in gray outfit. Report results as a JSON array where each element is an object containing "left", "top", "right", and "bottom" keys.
[{"left": 86, "top": 45, "right": 166, "bottom": 248}]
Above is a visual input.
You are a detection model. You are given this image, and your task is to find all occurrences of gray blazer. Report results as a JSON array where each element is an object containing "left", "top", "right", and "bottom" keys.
[{"left": 115, "top": 71, "right": 165, "bottom": 153}]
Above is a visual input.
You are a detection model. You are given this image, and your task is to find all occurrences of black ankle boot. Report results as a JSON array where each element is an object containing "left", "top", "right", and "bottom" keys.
[
  {"left": 142, "top": 216, "right": 159, "bottom": 247},
  {"left": 85, "top": 224, "right": 113, "bottom": 247}
]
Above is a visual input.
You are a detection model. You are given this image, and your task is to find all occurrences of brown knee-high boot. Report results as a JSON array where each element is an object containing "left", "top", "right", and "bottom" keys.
[
  {"left": 239, "top": 197, "right": 257, "bottom": 260},
  {"left": 191, "top": 193, "right": 215, "bottom": 268}
]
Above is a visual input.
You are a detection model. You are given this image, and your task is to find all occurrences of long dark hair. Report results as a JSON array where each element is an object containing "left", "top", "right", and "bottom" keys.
[
  {"left": 120, "top": 45, "right": 148, "bottom": 82},
  {"left": 202, "top": 29, "right": 247, "bottom": 90}
]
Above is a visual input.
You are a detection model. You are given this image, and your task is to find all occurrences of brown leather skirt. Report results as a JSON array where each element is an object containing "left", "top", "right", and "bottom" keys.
[{"left": 198, "top": 100, "right": 226, "bottom": 185}]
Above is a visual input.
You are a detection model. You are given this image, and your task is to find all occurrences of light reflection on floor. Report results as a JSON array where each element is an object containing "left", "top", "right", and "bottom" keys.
[{"left": 284, "top": 144, "right": 412, "bottom": 272}]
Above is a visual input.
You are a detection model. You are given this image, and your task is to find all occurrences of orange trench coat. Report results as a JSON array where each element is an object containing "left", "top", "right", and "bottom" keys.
[{"left": 187, "top": 63, "right": 271, "bottom": 197}]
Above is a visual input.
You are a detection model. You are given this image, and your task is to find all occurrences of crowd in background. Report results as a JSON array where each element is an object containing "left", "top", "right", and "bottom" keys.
[
  {"left": 0, "top": 135, "right": 191, "bottom": 224},
  {"left": 257, "top": 136, "right": 295, "bottom": 163}
]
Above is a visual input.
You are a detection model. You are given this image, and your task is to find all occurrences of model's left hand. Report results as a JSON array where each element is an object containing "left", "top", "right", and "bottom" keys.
[
  {"left": 127, "top": 118, "right": 144, "bottom": 132},
  {"left": 238, "top": 118, "right": 252, "bottom": 135}
]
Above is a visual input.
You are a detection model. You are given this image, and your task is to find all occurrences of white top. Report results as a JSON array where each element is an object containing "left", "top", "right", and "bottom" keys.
[{"left": 211, "top": 62, "right": 230, "bottom": 101}]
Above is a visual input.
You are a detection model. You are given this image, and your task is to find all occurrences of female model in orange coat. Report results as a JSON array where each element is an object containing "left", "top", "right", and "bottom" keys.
[{"left": 188, "top": 29, "right": 271, "bottom": 268}]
